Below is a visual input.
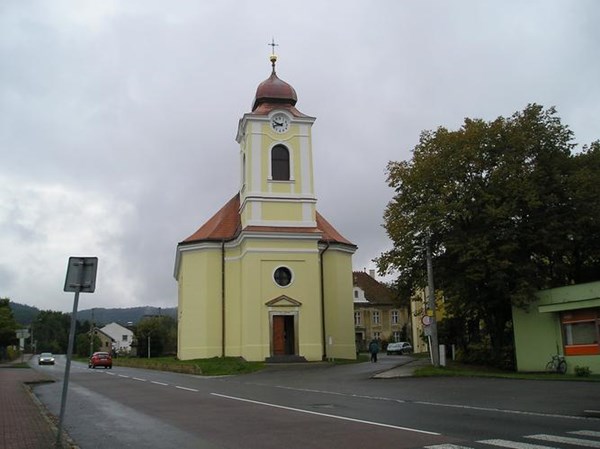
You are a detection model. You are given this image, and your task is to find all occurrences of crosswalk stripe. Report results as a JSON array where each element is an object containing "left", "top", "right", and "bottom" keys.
[
  {"left": 570, "top": 431, "right": 600, "bottom": 438},
  {"left": 526, "top": 434, "right": 600, "bottom": 448},
  {"left": 478, "top": 439, "right": 558, "bottom": 449},
  {"left": 424, "top": 445, "right": 472, "bottom": 449}
]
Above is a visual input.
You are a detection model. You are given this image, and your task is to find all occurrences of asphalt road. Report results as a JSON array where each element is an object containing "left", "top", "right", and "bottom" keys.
[{"left": 31, "top": 355, "right": 600, "bottom": 449}]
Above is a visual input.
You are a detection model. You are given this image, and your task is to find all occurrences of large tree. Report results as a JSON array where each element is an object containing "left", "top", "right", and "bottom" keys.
[
  {"left": 377, "top": 104, "right": 599, "bottom": 364},
  {"left": 0, "top": 298, "right": 19, "bottom": 358}
]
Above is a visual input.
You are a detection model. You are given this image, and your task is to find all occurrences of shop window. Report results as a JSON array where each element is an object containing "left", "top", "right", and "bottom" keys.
[{"left": 561, "top": 308, "right": 600, "bottom": 356}]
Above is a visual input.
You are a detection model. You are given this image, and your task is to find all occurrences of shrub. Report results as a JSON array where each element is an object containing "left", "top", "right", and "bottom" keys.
[{"left": 574, "top": 365, "right": 591, "bottom": 377}]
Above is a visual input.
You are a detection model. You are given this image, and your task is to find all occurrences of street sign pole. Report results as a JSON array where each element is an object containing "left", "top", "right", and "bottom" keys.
[{"left": 55, "top": 257, "right": 98, "bottom": 449}]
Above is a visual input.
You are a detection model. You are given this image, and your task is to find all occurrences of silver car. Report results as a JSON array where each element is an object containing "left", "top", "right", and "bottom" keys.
[
  {"left": 386, "top": 342, "right": 413, "bottom": 355},
  {"left": 38, "top": 352, "right": 55, "bottom": 365}
]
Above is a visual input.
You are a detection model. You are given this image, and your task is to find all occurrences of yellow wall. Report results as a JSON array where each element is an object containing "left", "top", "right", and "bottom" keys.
[
  {"left": 177, "top": 248, "right": 223, "bottom": 360},
  {"left": 262, "top": 202, "right": 303, "bottom": 222},
  {"left": 177, "top": 236, "right": 356, "bottom": 362},
  {"left": 322, "top": 249, "right": 356, "bottom": 359}
]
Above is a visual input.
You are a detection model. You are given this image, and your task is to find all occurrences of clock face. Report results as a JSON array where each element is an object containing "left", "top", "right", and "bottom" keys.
[{"left": 271, "top": 113, "right": 290, "bottom": 133}]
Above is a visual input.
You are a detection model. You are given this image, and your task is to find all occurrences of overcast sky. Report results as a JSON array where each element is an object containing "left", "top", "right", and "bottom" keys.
[{"left": 1, "top": 1, "right": 598, "bottom": 312}]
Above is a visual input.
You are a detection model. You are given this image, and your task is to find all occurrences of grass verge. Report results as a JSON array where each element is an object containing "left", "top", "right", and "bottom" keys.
[
  {"left": 111, "top": 356, "right": 264, "bottom": 376},
  {"left": 414, "top": 362, "right": 600, "bottom": 381}
]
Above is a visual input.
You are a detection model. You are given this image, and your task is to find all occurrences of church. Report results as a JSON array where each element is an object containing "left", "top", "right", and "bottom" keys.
[{"left": 174, "top": 53, "right": 357, "bottom": 362}]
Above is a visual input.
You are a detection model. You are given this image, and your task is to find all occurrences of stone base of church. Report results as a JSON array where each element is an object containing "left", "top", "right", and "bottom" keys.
[{"left": 265, "top": 355, "right": 308, "bottom": 363}]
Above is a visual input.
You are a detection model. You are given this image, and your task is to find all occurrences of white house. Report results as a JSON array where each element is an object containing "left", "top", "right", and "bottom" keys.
[{"left": 99, "top": 322, "right": 134, "bottom": 354}]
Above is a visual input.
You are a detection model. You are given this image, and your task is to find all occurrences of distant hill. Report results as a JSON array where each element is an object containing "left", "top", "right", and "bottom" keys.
[
  {"left": 8, "top": 302, "right": 176, "bottom": 326},
  {"left": 77, "top": 306, "right": 177, "bottom": 326},
  {"left": 9, "top": 302, "right": 40, "bottom": 325}
]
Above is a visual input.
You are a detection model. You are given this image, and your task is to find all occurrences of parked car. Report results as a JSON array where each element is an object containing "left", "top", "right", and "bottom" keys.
[
  {"left": 38, "top": 352, "right": 55, "bottom": 365},
  {"left": 89, "top": 351, "right": 113, "bottom": 369},
  {"left": 386, "top": 342, "right": 413, "bottom": 355}
]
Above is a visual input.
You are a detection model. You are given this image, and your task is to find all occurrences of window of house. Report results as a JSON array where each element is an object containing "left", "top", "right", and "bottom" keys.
[
  {"left": 271, "top": 145, "right": 290, "bottom": 181},
  {"left": 561, "top": 308, "right": 600, "bottom": 356},
  {"left": 122, "top": 335, "right": 128, "bottom": 342},
  {"left": 372, "top": 311, "right": 380, "bottom": 325},
  {"left": 393, "top": 331, "right": 401, "bottom": 342},
  {"left": 391, "top": 310, "right": 399, "bottom": 325},
  {"left": 354, "top": 290, "right": 358, "bottom": 299},
  {"left": 354, "top": 311, "right": 361, "bottom": 326},
  {"left": 373, "top": 332, "right": 381, "bottom": 340}
]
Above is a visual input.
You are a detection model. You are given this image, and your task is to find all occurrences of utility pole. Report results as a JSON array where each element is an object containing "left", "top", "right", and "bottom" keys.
[
  {"left": 89, "top": 308, "right": 95, "bottom": 356},
  {"left": 426, "top": 237, "right": 440, "bottom": 367}
]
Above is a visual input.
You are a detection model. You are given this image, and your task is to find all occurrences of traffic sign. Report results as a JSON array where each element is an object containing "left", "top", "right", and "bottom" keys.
[{"left": 64, "top": 257, "right": 98, "bottom": 293}]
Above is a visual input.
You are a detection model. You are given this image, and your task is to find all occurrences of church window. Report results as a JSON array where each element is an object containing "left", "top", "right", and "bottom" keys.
[
  {"left": 274, "top": 266, "right": 293, "bottom": 287},
  {"left": 271, "top": 145, "right": 290, "bottom": 180}
]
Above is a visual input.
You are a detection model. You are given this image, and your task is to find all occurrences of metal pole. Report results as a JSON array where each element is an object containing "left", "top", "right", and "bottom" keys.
[
  {"left": 147, "top": 335, "right": 150, "bottom": 359},
  {"left": 426, "top": 238, "right": 440, "bottom": 367},
  {"left": 56, "top": 290, "right": 80, "bottom": 448}
]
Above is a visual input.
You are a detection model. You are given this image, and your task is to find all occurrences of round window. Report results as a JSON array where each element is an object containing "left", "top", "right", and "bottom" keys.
[{"left": 273, "top": 267, "right": 292, "bottom": 287}]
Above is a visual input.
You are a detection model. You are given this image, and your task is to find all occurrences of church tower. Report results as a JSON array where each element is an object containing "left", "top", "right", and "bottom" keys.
[
  {"left": 237, "top": 53, "right": 317, "bottom": 230},
  {"left": 175, "top": 53, "right": 357, "bottom": 362}
]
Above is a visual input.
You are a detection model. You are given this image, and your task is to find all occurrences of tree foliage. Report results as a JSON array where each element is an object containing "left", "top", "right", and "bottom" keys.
[
  {"left": 135, "top": 316, "right": 177, "bottom": 357},
  {"left": 0, "top": 298, "right": 19, "bottom": 357},
  {"left": 377, "top": 104, "right": 600, "bottom": 364}
]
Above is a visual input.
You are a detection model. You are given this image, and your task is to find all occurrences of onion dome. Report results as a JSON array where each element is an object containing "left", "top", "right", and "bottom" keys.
[{"left": 251, "top": 54, "right": 298, "bottom": 112}]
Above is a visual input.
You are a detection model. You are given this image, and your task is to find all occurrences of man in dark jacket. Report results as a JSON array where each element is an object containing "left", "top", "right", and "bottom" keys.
[{"left": 368, "top": 339, "right": 379, "bottom": 363}]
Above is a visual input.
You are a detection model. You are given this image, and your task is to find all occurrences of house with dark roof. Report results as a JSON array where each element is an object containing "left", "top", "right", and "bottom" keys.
[
  {"left": 353, "top": 270, "right": 410, "bottom": 352},
  {"left": 174, "top": 53, "right": 357, "bottom": 362}
]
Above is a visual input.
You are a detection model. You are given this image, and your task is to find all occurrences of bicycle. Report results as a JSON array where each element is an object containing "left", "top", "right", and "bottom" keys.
[{"left": 545, "top": 354, "right": 567, "bottom": 374}]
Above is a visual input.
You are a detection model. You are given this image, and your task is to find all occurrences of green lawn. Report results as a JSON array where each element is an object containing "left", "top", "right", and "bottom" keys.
[
  {"left": 111, "top": 356, "right": 264, "bottom": 376},
  {"left": 414, "top": 361, "right": 600, "bottom": 381}
]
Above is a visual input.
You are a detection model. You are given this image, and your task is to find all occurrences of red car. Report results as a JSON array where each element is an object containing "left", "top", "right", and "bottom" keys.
[{"left": 88, "top": 351, "right": 113, "bottom": 369}]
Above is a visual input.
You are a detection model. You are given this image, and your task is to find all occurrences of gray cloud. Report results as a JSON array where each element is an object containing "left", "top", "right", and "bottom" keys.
[{"left": 1, "top": 0, "right": 598, "bottom": 311}]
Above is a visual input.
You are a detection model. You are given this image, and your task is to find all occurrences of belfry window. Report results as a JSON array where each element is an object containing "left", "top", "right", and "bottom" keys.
[{"left": 271, "top": 145, "right": 290, "bottom": 181}]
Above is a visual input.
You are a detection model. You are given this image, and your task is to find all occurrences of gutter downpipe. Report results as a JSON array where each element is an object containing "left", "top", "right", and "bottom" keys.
[
  {"left": 319, "top": 241, "right": 330, "bottom": 360},
  {"left": 221, "top": 239, "right": 226, "bottom": 358}
]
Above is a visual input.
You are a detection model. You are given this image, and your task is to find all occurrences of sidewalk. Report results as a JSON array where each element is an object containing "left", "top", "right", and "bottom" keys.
[
  {"left": 372, "top": 357, "right": 431, "bottom": 378},
  {"left": 0, "top": 355, "right": 73, "bottom": 449}
]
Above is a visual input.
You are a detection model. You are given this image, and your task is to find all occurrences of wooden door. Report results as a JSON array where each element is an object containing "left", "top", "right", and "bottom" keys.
[{"left": 273, "top": 315, "right": 286, "bottom": 355}]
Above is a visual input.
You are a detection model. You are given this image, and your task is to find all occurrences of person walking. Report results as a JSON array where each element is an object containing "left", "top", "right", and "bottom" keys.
[{"left": 368, "top": 338, "right": 379, "bottom": 363}]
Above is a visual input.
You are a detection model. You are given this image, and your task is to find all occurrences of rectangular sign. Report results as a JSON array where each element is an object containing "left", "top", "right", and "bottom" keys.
[{"left": 64, "top": 257, "right": 98, "bottom": 293}]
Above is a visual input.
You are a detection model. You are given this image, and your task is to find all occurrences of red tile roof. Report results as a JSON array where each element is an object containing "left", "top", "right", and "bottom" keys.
[
  {"left": 353, "top": 271, "right": 394, "bottom": 304},
  {"left": 180, "top": 193, "right": 355, "bottom": 248}
]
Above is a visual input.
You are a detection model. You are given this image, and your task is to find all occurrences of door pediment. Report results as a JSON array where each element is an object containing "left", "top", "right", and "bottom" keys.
[{"left": 265, "top": 295, "right": 302, "bottom": 307}]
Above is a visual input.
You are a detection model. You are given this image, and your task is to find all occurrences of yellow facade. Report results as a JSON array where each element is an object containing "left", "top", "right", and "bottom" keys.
[{"left": 175, "top": 59, "right": 356, "bottom": 362}]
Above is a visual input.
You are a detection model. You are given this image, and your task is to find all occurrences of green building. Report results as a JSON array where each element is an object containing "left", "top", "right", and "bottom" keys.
[{"left": 512, "top": 281, "right": 600, "bottom": 374}]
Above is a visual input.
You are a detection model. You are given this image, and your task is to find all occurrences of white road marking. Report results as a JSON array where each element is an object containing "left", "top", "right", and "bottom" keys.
[
  {"left": 151, "top": 381, "right": 169, "bottom": 386},
  {"left": 259, "top": 384, "right": 593, "bottom": 422},
  {"left": 425, "top": 444, "right": 472, "bottom": 449},
  {"left": 526, "top": 434, "right": 600, "bottom": 447},
  {"left": 211, "top": 393, "right": 439, "bottom": 435},
  {"left": 118, "top": 374, "right": 130, "bottom": 378},
  {"left": 175, "top": 386, "right": 198, "bottom": 392},
  {"left": 570, "top": 431, "right": 600, "bottom": 438},
  {"left": 478, "top": 439, "right": 557, "bottom": 449},
  {"left": 106, "top": 372, "right": 115, "bottom": 376},
  {"left": 133, "top": 377, "right": 147, "bottom": 382},
  {"left": 415, "top": 400, "right": 596, "bottom": 421}
]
